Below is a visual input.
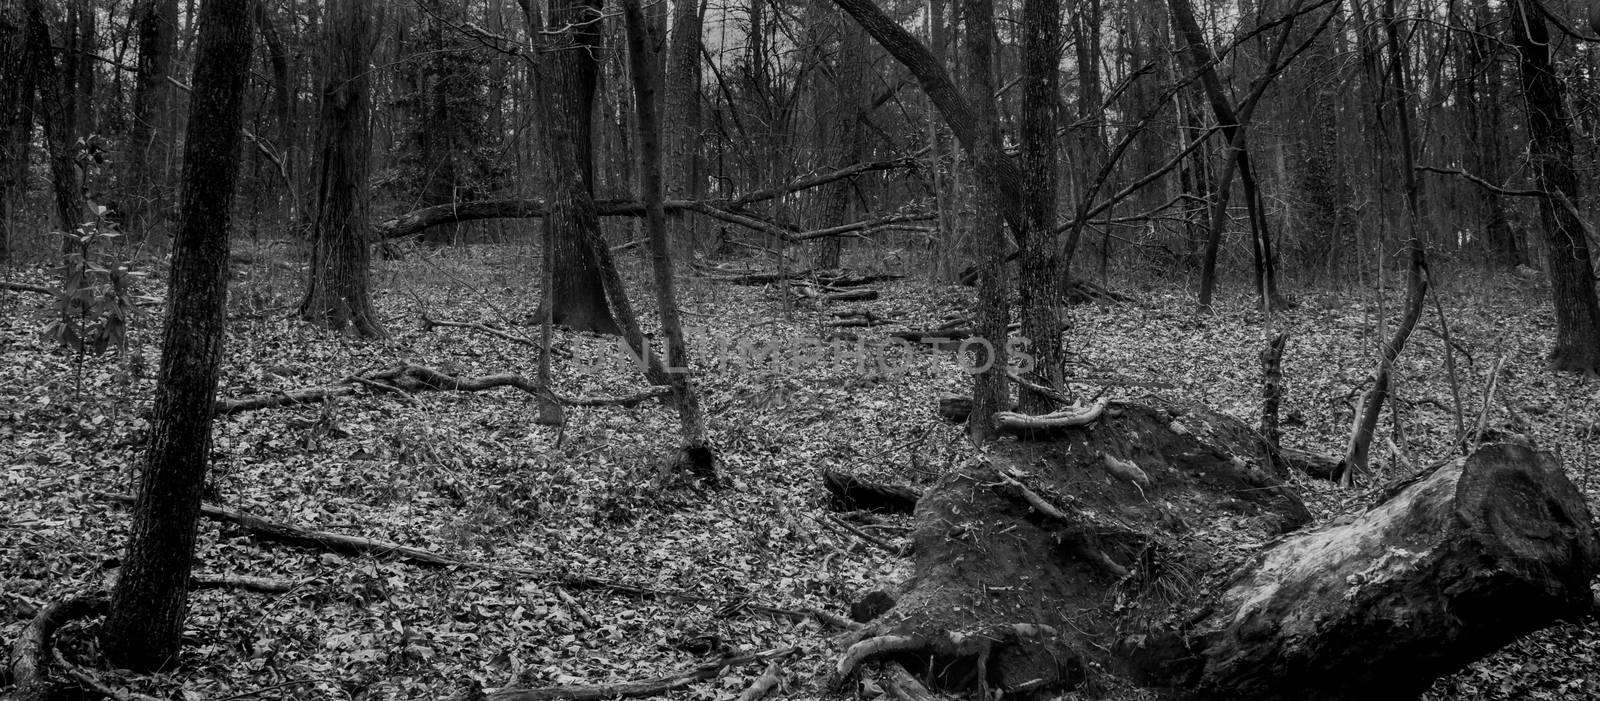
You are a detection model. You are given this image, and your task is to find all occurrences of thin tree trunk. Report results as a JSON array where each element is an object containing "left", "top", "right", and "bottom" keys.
[
  {"left": 21, "top": 0, "right": 84, "bottom": 239},
  {"left": 1017, "top": 0, "right": 1063, "bottom": 412},
  {"left": 299, "top": 0, "right": 384, "bottom": 338},
  {"left": 1, "top": 2, "right": 39, "bottom": 262},
  {"left": 1338, "top": 0, "right": 1428, "bottom": 487},
  {"left": 963, "top": 0, "right": 1009, "bottom": 442},
  {"left": 663, "top": 0, "right": 704, "bottom": 250},
  {"left": 1509, "top": 0, "right": 1600, "bottom": 374},
  {"left": 620, "top": 0, "right": 716, "bottom": 480},
  {"left": 100, "top": 0, "right": 254, "bottom": 671},
  {"left": 127, "top": 0, "right": 179, "bottom": 236}
]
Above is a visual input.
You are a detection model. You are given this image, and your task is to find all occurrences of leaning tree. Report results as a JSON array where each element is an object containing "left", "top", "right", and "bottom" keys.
[{"left": 99, "top": 0, "right": 254, "bottom": 671}]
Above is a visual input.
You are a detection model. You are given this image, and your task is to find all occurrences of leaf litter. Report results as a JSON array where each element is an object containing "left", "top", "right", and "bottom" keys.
[{"left": 1, "top": 248, "right": 1596, "bottom": 699}]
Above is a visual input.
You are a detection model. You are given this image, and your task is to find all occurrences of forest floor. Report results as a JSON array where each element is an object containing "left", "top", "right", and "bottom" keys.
[{"left": 2, "top": 242, "right": 1598, "bottom": 700}]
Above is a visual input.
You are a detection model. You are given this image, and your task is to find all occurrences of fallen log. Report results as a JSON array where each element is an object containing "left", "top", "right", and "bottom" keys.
[
  {"left": 214, "top": 364, "right": 668, "bottom": 416},
  {"left": 832, "top": 399, "right": 1599, "bottom": 699}
]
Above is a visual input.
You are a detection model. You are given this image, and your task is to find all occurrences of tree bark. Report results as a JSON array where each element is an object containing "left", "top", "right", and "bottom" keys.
[
  {"left": 663, "top": 0, "right": 705, "bottom": 249},
  {"left": 1509, "top": 0, "right": 1600, "bottom": 374},
  {"left": 99, "top": 0, "right": 253, "bottom": 672},
  {"left": 127, "top": 0, "right": 180, "bottom": 236},
  {"left": 525, "top": 0, "right": 622, "bottom": 335},
  {"left": 299, "top": 0, "right": 384, "bottom": 338},
  {"left": 834, "top": 402, "right": 1598, "bottom": 699},
  {"left": 962, "top": 0, "right": 1009, "bottom": 442},
  {"left": 0, "top": 1, "right": 37, "bottom": 262},
  {"left": 620, "top": 0, "right": 716, "bottom": 481},
  {"left": 21, "top": 0, "right": 84, "bottom": 239},
  {"left": 1017, "top": 0, "right": 1063, "bottom": 413}
]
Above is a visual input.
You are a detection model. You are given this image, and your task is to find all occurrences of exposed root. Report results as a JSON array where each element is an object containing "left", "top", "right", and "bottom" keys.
[{"left": 994, "top": 397, "right": 1109, "bottom": 435}]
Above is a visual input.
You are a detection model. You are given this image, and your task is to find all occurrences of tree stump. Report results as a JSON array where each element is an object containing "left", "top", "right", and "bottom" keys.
[{"left": 834, "top": 399, "right": 1599, "bottom": 700}]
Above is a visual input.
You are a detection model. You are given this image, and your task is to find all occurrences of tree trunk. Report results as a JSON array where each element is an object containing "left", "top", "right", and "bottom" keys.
[
  {"left": 21, "top": 0, "right": 83, "bottom": 239},
  {"left": 1168, "top": 0, "right": 1281, "bottom": 311},
  {"left": 127, "top": 0, "right": 180, "bottom": 236},
  {"left": 99, "top": 0, "right": 254, "bottom": 671},
  {"left": 962, "top": 0, "right": 1009, "bottom": 442},
  {"left": 834, "top": 403, "right": 1598, "bottom": 699},
  {"left": 620, "top": 0, "right": 716, "bottom": 481},
  {"left": 663, "top": 0, "right": 704, "bottom": 250},
  {"left": 0, "top": 1, "right": 38, "bottom": 262},
  {"left": 812, "top": 13, "right": 870, "bottom": 270},
  {"left": 1509, "top": 0, "right": 1600, "bottom": 374},
  {"left": 1016, "top": 0, "right": 1063, "bottom": 413},
  {"left": 299, "top": 0, "right": 384, "bottom": 338},
  {"left": 527, "top": 0, "right": 622, "bottom": 335},
  {"left": 1461, "top": 0, "right": 1520, "bottom": 267}
]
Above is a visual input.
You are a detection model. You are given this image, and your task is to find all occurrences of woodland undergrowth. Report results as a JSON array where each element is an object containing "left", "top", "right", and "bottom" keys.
[{"left": 2, "top": 243, "right": 1596, "bottom": 700}]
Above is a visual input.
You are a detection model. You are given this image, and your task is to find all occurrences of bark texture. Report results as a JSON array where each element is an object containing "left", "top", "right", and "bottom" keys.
[
  {"left": 840, "top": 402, "right": 1598, "bottom": 699},
  {"left": 299, "top": 0, "right": 384, "bottom": 338},
  {"left": 1509, "top": 0, "right": 1600, "bottom": 374},
  {"left": 530, "top": 0, "right": 621, "bottom": 335},
  {"left": 99, "top": 0, "right": 253, "bottom": 671},
  {"left": 621, "top": 0, "right": 715, "bottom": 480},
  {"left": 126, "top": 0, "right": 180, "bottom": 234}
]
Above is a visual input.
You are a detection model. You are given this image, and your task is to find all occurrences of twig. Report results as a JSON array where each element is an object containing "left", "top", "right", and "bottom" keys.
[
  {"left": 817, "top": 515, "right": 905, "bottom": 556},
  {"left": 1432, "top": 296, "right": 1466, "bottom": 448},
  {"left": 1473, "top": 353, "right": 1508, "bottom": 447}
]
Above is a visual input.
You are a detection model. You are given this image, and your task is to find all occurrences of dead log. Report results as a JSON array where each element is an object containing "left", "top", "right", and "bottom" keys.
[
  {"left": 822, "top": 467, "right": 922, "bottom": 515},
  {"left": 993, "top": 397, "right": 1109, "bottom": 436},
  {"left": 831, "top": 400, "right": 1599, "bottom": 699}
]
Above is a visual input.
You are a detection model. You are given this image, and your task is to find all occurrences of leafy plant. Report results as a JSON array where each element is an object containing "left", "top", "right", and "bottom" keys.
[{"left": 41, "top": 214, "right": 153, "bottom": 357}]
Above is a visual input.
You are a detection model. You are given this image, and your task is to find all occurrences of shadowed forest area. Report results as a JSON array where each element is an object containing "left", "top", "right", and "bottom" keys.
[{"left": 3, "top": 0, "right": 1600, "bottom": 699}]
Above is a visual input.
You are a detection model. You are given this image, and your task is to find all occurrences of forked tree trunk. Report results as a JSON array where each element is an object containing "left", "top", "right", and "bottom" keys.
[
  {"left": 1509, "top": 0, "right": 1600, "bottom": 374},
  {"left": 834, "top": 403, "right": 1598, "bottom": 699},
  {"left": 620, "top": 0, "right": 715, "bottom": 480},
  {"left": 99, "top": 0, "right": 253, "bottom": 671},
  {"left": 299, "top": 0, "right": 384, "bottom": 338}
]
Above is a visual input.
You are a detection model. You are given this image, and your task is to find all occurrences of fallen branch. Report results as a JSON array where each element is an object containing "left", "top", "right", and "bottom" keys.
[
  {"left": 483, "top": 646, "right": 797, "bottom": 701},
  {"left": 7, "top": 594, "right": 109, "bottom": 701},
  {"left": 1, "top": 281, "right": 54, "bottom": 296},
  {"left": 735, "top": 660, "right": 784, "bottom": 701},
  {"left": 214, "top": 364, "right": 668, "bottom": 416},
  {"left": 93, "top": 493, "right": 824, "bottom": 627},
  {"left": 421, "top": 314, "right": 562, "bottom": 355},
  {"left": 191, "top": 573, "right": 303, "bottom": 594}
]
